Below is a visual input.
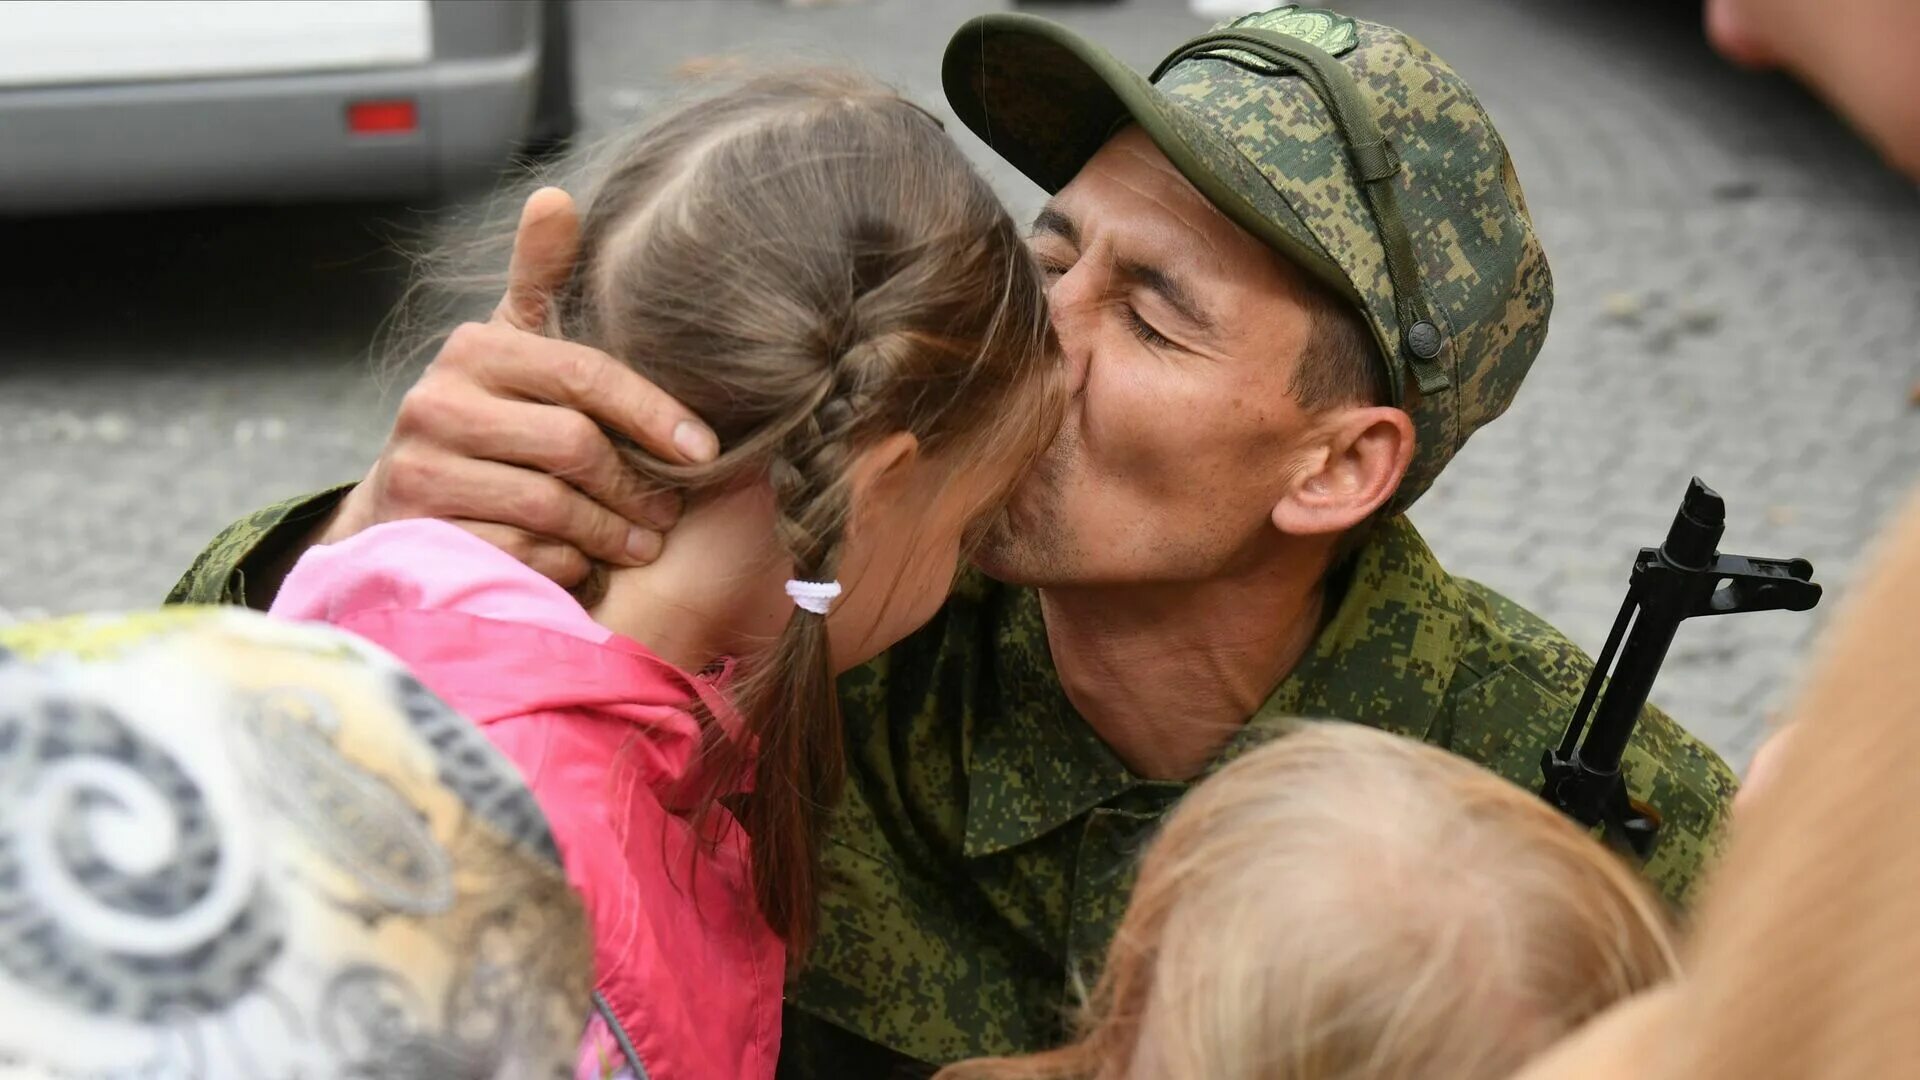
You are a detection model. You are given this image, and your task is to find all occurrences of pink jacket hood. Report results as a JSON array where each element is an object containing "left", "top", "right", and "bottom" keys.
[{"left": 273, "top": 521, "right": 782, "bottom": 1080}]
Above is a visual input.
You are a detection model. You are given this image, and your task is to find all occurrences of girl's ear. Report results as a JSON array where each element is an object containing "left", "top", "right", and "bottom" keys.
[
  {"left": 1270, "top": 406, "right": 1414, "bottom": 537},
  {"left": 846, "top": 432, "right": 921, "bottom": 504}
]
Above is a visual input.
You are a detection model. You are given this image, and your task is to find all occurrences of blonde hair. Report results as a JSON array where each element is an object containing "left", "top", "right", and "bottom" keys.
[{"left": 940, "top": 722, "right": 1677, "bottom": 1080}]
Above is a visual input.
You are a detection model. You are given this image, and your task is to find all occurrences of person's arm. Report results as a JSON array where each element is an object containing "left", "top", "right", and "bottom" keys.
[
  {"left": 168, "top": 188, "right": 717, "bottom": 610},
  {"left": 168, "top": 486, "right": 353, "bottom": 607},
  {"left": 1707, "top": 0, "right": 1920, "bottom": 179}
]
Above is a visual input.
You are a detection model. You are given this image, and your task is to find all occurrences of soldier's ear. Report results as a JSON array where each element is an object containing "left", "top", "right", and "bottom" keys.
[{"left": 1270, "top": 405, "right": 1413, "bottom": 537}]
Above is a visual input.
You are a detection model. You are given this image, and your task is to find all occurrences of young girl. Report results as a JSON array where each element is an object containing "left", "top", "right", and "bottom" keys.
[
  {"left": 270, "top": 70, "right": 1061, "bottom": 1080},
  {"left": 938, "top": 722, "right": 1677, "bottom": 1080}
]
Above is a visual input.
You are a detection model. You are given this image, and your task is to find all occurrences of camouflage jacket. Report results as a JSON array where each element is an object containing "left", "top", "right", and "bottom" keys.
[{"left": 172, "top": 496, "right": 1737, "bottom": 1078}]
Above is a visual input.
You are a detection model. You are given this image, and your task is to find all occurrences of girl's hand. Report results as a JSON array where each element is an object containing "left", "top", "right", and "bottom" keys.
[{"left": 322, "top": 188, "right": 719, "bottom": 587}]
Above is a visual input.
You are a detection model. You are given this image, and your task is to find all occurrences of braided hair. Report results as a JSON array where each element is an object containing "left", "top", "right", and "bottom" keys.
[{"left": 547, "top": 69, "right": 1061, "bottom": 958}]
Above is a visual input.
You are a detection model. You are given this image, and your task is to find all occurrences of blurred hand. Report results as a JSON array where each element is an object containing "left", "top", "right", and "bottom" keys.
[
  {"left": 322, "top": 187, "right": 719, "bottom": 587},
  {"left": 1706, "top": 0, "right": 1920, "bottom": 178}
]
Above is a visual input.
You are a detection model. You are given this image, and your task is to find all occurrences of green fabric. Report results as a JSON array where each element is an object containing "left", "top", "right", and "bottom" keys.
[
  {"left": 780, "top": 515, "right": 1734, "bottom": 1073},
  {"left": 170, "top": 501, "right": 1736, "bottom": 1076},
  {"left": 942, "top": 5, "right": 1553, "bottom": 512},
  {"left": 1146, "top": 25, "right": 1453, "bottom": 396},
  {"left": 166, "top": 486, "right": 353, "bottom": 607}
]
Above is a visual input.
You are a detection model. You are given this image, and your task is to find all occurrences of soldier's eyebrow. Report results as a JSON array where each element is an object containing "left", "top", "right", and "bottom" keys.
[
  {"left": 1119, "top": 258, "right": 1218, "bottom": 335},
  {"left": 1031, "top": 205, "right": 1216, "bottom": 334},
  {"left": 1030, "top": 206, "right": 1078, "bottom": 245}
]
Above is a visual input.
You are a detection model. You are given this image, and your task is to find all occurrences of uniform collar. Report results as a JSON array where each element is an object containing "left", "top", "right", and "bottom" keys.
[
  {"left": 1218, "top": 515, "right": 1472, "bottom": 766},
  {"left": 962, "top": 515, "right": 1471, "bottom": 857},
  {"left": 961, "top": 585, "right": 1139, "bottom": 858}
]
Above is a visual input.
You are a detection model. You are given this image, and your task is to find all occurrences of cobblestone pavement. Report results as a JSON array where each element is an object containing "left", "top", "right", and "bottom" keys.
[{"left": 2, "top": 0, "right": 1915, "bottom": 767}]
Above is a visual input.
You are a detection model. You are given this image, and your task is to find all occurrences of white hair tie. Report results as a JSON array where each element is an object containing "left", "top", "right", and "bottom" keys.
[{"left": 784, "top": 579, "right": 842, "bottom": 616}]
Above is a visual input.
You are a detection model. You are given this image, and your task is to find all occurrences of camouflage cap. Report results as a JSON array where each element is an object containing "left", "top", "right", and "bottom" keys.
[{"left": 942, "top": 5, "right": 1552, "bottom": 510}]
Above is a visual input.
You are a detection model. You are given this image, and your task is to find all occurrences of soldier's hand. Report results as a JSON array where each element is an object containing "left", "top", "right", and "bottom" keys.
[{"left": 322, "top": 187, "right": 719, "bottom": 587}]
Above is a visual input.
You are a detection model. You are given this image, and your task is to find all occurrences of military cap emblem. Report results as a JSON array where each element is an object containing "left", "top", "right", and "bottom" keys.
[{"left": 1229, "top": 5, "right": 1360, "bottom": 57}]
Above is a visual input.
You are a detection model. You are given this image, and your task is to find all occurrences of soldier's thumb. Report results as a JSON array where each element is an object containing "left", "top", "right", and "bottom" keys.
[{"left": 495, "top": 186, "right": 582, "bottom": 332}]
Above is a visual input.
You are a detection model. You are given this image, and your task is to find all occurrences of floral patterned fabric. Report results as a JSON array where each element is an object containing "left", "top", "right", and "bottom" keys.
[{"left": 0, "top": 607, "right": 592, "bottom": 1078}]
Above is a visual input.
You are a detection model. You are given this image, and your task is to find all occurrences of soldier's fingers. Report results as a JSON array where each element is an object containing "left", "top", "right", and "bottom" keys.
[
  {"left": 492, "top": 402, "right": 682, "bottom": 533},
  {"left": 405, "top": 379, "right": 681, "bottom": 532},
  {"left": 382, "top": 448, "right": 663, "bottom": 568},
  {"left": 447, "top": 521, "right": 595, "bottom": 589},
  {"left": 455, "top": 325, "right": 718, "bottom": 466},
  {"left": 493, "top": 187, "right": 581, "bottom": 331}
]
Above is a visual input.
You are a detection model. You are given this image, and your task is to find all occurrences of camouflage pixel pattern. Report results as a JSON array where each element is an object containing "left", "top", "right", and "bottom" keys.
[
  {"left": 778, "top": 514, "right": 1735, "bottom": 1074},
  {"left": 943, "top": 6, "right": 1553, "bottom": 511},
  {"left": 166, "top": 485, "right": 354, "bottom": 607},
  {"left": 171, "top": 497, "right": 1737, "bottom": 1077}
]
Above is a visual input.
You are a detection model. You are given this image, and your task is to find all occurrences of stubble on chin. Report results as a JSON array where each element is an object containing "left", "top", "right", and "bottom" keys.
[
  {"left": 969, "top": 506, "right": 1025, "bottom": 583},
  {"left": 971, "top": 485, "right": 1064, "bottom": 586},
  {"left": 974, "top": 429, "right": 1079, "bottom": 584}
]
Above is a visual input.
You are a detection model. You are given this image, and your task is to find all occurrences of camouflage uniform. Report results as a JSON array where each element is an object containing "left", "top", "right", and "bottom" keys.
[
  {"left": 170, "top": 6, "right": 1739, "bottom": 1077},
  {"left": 171, "top": 508, "right": 1735, "bottom": 1076}
]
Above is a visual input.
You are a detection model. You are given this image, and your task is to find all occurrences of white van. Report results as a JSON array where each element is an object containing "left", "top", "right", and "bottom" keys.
[{"left": 0, "top": 0, "right": 573, "bottom": 213}]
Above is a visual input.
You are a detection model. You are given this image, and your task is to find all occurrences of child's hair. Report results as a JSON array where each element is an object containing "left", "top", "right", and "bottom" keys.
[
  {"left": 939, "top": 722, "right": 1678, "bottom": 1080},
  {"left": 541, "top": 70, "right": 1060, "bottom": 958}
]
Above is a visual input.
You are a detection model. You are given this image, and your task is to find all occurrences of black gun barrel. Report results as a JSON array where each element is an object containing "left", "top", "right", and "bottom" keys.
[
  {"left": 1662, "top": 480, "right": 1727, "bottom": 569},
  {"left": 1542, "top": 477, "right": 1821, "bottom": 856},
  {"left": 1577, "top": 480, "right": 1727, "bottom": 773}
]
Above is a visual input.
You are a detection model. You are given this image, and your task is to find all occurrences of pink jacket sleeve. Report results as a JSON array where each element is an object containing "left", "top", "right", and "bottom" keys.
[
  {"left": 268, "top": 518, "right": 720, "bottom": 790},
  {"left": 270, "top": 519, "right": 614, "bottom": 646}
]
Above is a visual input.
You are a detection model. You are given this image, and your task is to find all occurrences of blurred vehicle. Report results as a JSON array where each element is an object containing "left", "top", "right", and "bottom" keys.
[{"left": 0, "top": 0, "right": 575, "bottom": 214}]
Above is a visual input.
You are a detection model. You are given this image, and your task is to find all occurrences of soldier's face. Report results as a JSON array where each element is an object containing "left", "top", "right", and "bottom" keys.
[{"left": 976, "top": 127, "right": 1334, "bottom": 588}]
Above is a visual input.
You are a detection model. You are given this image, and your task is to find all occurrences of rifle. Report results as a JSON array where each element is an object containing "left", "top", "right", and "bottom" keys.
[{"left": 1541, "top": 477, "right": 1823, "bottom": 857}]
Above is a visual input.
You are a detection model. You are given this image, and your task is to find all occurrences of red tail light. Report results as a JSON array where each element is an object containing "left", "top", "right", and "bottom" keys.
[{"left": 347, "top": 99, "right": 418, "bottom": 136}]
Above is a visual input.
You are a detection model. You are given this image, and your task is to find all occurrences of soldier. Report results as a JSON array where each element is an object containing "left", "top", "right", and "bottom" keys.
[{"left": 170, "top": 7, "right": 1738, "bottom": 1076}]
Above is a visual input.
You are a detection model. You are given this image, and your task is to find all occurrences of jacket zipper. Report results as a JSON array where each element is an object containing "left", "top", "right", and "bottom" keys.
[{"left": 592, "top": 990, "right": 651, "bottom": 1080}]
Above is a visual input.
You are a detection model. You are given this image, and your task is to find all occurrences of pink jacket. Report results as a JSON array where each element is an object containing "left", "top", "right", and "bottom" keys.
[{"left": 272, "top": 520, "right": 783, "bottom": 1080}]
